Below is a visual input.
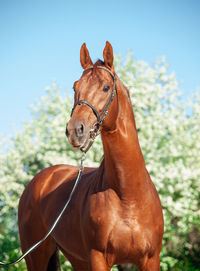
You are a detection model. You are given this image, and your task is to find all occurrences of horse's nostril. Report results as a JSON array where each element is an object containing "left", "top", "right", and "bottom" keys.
[
  {"left": 76, "top": 123, "right": 84, "bottom": 137},
  {"left": 65, "top": 125, "right": 69, "bottom": 137},
  {"left": 80, "top": 124, "right": 84, "bottom": 133}
]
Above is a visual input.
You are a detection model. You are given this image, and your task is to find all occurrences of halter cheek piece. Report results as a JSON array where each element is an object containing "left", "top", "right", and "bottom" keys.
[{"left": 70, "top": 66, "right": 117, "bottom": 153}]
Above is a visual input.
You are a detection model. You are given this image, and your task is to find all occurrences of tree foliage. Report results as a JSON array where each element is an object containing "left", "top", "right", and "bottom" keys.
[{"left": 0, "top": 54, "right": 199, "bottom": 270}]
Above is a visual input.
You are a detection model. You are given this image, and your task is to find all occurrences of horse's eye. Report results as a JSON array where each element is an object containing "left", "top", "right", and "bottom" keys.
[{"left": 103, "top": 85, "right": 110, "bottom": 92}]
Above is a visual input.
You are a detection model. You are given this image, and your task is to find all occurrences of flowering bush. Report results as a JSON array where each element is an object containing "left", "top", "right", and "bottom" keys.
[{"left": 0, "top": 55, "right": 199, "bottom": 270}]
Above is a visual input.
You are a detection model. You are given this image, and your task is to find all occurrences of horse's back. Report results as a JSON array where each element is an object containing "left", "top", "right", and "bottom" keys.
[
  {"left": 18, "top": 164, "right": 96, "bottom": 242},
  {"left": 18, "top": 164, "right": 77, "bottom": 212},
  {"left": 18, "top": 165, "right": 75, "bottom": 238},
  {"left": 18, "top": 164, "right": 96, "bottom": 223}
]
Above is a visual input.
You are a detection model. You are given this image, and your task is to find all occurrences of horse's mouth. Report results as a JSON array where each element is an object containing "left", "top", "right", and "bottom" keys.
[
  {"left": 71, "top": 144, "right": 81, "bottom": 149},
  {"left": 70, "top": 132, "right": 90, "bottom": 151}
]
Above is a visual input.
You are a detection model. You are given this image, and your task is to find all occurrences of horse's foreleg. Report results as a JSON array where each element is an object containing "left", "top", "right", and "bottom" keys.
[
  {"left": 137, "top": 253, "right": 161, "bottom": 271},
  {"left": 22, "top": 239, "right": 58, "bottom": 271},
  {"left": 60, "top": 250, "right": 88, "bottom": 271},
  {"left": 144, "top": 255, "right": 160, "bottom": 271},
  {"left": 89, "top": 250, "right": 111, "bottom": 271},
  {"left": 19, "top": 208, "right": 58, "bottom": 271}
]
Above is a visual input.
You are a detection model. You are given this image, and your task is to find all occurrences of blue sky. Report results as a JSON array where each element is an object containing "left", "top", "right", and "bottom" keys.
[{"left": 0, "top": 0, "right": 200, "bottom": 137}]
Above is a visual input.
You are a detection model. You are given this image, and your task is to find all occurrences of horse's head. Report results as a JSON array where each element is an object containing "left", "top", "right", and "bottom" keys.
[{"left": 66, "top": 41, "right": 118, "bottom": 151}]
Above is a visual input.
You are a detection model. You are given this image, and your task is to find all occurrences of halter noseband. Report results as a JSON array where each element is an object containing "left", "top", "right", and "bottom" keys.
[{"left": 70, "top": 65, "right": 117, "bottom": 153}]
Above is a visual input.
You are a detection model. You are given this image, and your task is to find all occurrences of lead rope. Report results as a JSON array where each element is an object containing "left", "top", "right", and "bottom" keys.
[{"left": 0, "top": 153, "right": 86, "bottom": 267}]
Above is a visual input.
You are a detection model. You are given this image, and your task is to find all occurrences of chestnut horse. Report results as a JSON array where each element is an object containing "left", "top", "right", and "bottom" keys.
[{"left": 18, "top": 42, "right": 164, "bottom": 271}]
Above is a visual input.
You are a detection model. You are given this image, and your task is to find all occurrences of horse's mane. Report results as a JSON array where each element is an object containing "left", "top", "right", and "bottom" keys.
[{"left": 93, "top": 59, "right": 105, "bottom": 69}]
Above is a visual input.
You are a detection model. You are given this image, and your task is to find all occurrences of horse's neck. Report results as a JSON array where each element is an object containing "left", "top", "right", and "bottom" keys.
[{"left": 101, "top": 79, "right": 148, "bottom": 201}]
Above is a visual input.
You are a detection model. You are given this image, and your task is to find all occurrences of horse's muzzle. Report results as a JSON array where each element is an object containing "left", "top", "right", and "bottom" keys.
[{"left": 66, "top": 119, "right": 90, "bottom": 149}]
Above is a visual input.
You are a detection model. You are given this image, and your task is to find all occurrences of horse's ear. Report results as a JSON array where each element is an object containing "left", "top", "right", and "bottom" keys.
[
  {"left": 80, "top": 43, "right": 93, "bottom": 69},
  {"left": 103, "top": 41, "right": 114, "bottom": 71}
]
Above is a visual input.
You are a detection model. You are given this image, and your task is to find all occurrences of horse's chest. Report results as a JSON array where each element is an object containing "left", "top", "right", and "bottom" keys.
[
  {"left": 90, "top": 213, "right": 150, "bottom": 264},
  {"left": 109, "top": 219, "right": 150, "bottom": 258},
  {"left": 88, "top": 191, "right": 151, "bottom": 261}
]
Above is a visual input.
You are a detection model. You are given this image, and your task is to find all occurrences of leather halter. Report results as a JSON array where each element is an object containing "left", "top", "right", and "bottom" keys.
[
  {"left": 71, "top": 66, "right": 117, "bottom": 127},
  {"left": 70, "top": 65, "right": 117, "bottom": 153}
]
